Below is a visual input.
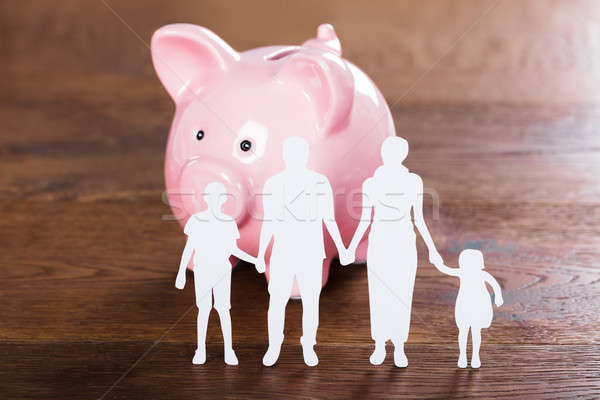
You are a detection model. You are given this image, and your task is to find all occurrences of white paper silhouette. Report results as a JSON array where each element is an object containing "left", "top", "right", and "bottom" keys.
[
  {"left": 434, "top": 249, "right": 503, "bottom": 368},
  {"left": 175, "top": 182, "right": 259, "bottom": 365},
  {"left": 347, "top": 136, "right": 443, "bottom": 367},
  {"left": 257, "top": 137, "right": 352, "bottom": 367}
]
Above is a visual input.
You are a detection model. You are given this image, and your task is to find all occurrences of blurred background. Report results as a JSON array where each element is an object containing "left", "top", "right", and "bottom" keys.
[
  {"left": 2, "top": 1, "right": 600, "bottom": 398},
  {"left": 2, "top": 0, "right": 600, "bottom": 200}
]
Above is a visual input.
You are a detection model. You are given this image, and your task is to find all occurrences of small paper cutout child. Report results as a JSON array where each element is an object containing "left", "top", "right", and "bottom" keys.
[
  {"left": 434, "top": 249, "right": 503, "bottom": 368},
  {"left": 175, "top": 182, "right": 259, "bottom": 366}
]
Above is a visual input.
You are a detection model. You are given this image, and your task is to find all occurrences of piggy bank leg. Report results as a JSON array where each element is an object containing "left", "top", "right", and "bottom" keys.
[
  {"left": 290, "top": 278, "right": 301, "bottom": 299},
  {"left": 355, "top": 239, "right": 369, "bottom": 263}
]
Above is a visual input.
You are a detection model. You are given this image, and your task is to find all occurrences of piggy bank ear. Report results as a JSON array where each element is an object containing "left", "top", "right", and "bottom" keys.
[
  {"left": 275, "top": 51, "right": 354, "bottom": 135},
  {"left": 151, "top": 24, "right": 239, "bottom": 102}
]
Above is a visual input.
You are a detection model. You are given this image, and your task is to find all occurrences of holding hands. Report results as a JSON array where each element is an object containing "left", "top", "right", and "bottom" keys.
[
  {"left": 255, "top": 257, "right": 266, "bottom": 274},
  {"left": 339, "top": 247, "right": 355, "bottom": 266},
  {"left": 494, "top": 293, "right": 504, "bottom": 307},
  {"left": 429, "top": 249, "right": 443, "bottom": 268}
]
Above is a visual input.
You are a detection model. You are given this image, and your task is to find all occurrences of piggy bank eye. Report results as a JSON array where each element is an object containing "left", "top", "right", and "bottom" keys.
[
  {"left": 196, "top": 130, "right": 205, "bottom": 141},
  {"left": 240, "top": 139, "right": 252, "bottom": 152}
]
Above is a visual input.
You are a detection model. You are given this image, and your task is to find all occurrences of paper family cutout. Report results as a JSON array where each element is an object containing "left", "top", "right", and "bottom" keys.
[{"left": 175, "top": 136, "right": 503, "bottom": 369}]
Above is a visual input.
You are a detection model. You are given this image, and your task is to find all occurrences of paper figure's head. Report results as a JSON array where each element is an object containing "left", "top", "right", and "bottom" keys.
[
  {"left": 459, "top": 249, "right": 485, "bottom": 270},
  {"left": 203, "top": 181, "right": 228, "bottom": 210},
  {"left": 381, "top": 136, "right": 409, "bottom": 165},
  {"left": 282, "top": 136, "right": 309, "bottom": 168}
]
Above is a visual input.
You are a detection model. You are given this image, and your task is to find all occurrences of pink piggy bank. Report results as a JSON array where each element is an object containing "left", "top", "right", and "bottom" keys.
[{"left": 152, "top": 23, "right": 394, "bottom": 291}]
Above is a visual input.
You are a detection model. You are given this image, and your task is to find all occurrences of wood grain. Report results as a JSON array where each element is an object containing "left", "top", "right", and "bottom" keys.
[{"left": 1, "top": 0, "right": 600, "bottom": 398}]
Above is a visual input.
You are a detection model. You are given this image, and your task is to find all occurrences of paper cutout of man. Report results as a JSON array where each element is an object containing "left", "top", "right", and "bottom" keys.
[{"left": 256, "top": 136, "right": 352, "bottom": 367}]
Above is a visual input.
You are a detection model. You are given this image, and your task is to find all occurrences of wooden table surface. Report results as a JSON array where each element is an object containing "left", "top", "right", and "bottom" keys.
[{"left": 2, "top": 1, "right": 600, "bottom": 398}]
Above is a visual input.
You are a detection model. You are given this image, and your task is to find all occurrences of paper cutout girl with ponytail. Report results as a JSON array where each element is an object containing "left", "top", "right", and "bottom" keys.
[{"left": 434, "top": 249, "right": 503, "bottom": 368}]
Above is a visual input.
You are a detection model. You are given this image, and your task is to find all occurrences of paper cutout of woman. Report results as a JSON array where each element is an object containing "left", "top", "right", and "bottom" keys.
[{"left": 348, "top": 136, "right": 443, "bottom": 367}]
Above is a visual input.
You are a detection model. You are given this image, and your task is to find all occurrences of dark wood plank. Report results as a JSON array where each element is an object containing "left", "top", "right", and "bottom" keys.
[
  {"left": 3, "top": 343, "right": 599, "bottom": 399},
  {"left": 104, "top": 344, "right": 600, "bottom": 399}
]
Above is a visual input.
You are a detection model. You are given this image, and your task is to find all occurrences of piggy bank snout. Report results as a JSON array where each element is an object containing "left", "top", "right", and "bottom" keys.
[{"left": 177, "top": 160, "right": 251, "bottom": 223}]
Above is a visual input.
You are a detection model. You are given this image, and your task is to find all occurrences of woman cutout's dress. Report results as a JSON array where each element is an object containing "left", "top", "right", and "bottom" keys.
[{"left": 349, "top": 136, "right": 443, "bottom": 368}]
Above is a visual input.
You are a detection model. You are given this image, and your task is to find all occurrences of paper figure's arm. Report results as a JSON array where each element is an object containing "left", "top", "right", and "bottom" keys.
[
  {"left": 348, "top": 180, "right": 373, "bottom": 252},
  {"left": 321, "top": 177, "right": 346, "bottom": 254},
  {"left": 258, "top": 188, "right": 274, "bottom": 260},
  {"left": 412, "top": 174, "right": 443, "bottom": 266},
  {"left": 232, "top": 246, "right": 256, "bottom": 265},
  {"left": 432, "top": 263, "right": 460, "bottom": 277},
  {"left": 175, "top": 238, "right": 193, "bottom": 289},
  {"left": 256, "top": 184, "right": 274, "bottom": 273},
  {"left": 258, "top": 221, "right": 273, "bottom": 257},
  {"left": 483, "top": 271, "right": 503, "bottom": 306}
]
